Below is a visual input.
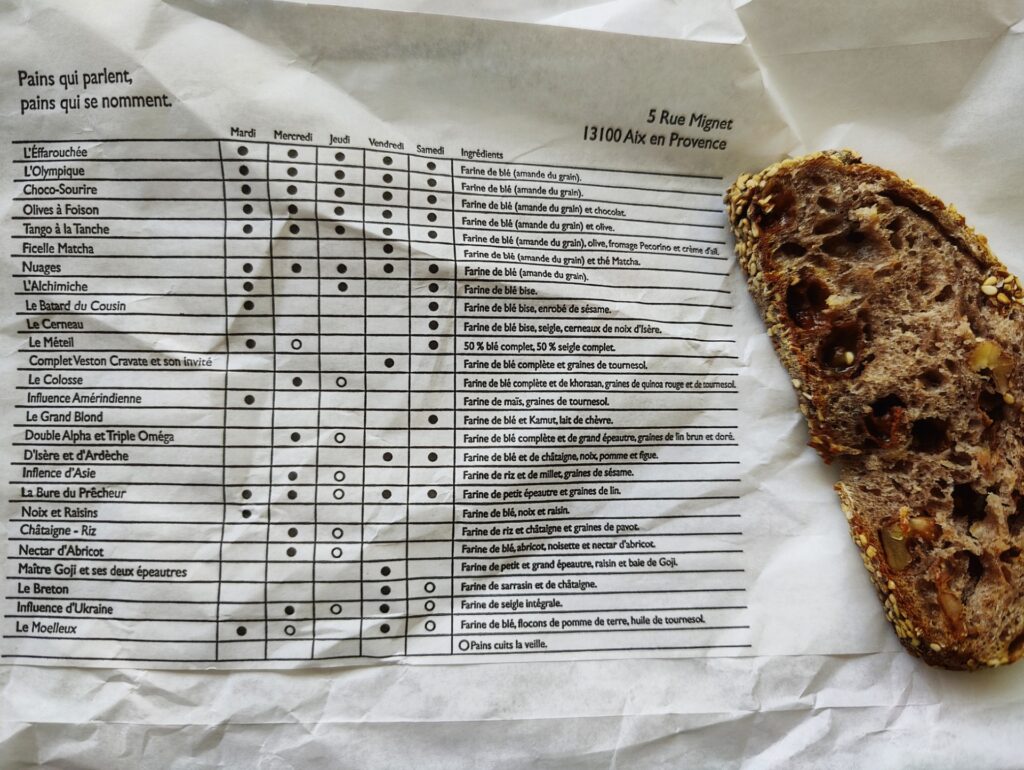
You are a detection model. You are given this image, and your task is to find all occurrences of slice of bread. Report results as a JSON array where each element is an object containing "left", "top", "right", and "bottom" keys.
[{"left": 727, "top": 150, "right": 1024, "bottom": 669}]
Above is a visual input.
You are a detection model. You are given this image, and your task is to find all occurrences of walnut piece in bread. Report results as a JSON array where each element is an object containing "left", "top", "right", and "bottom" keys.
[{"left": 727, "top": 150, "right": 1024, "bottom": 670}]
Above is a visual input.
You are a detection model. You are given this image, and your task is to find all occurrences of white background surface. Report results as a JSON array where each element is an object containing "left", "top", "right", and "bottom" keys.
[{"left": 2, "top": 0, "right": 1024, "bottom": 766}]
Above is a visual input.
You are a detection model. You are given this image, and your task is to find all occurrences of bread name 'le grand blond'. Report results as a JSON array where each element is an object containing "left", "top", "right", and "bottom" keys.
[{"left": 727, "top": 150, "right": 1024, "bottom": 670}]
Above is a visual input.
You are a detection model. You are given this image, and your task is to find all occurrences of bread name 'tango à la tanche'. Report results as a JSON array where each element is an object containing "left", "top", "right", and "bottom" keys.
[{"left": 726, "top": 150, "right": 1024, "bottom": 670}]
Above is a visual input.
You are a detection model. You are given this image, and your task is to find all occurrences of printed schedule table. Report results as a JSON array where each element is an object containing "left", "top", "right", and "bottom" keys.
[{"left": 5, "top": 137, "right": 749, "bottom": 665}]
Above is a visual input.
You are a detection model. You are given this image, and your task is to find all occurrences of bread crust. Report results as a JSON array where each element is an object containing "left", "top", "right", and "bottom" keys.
[{"left": 727, "top": 151, "right": 1024, "bottom": 670}]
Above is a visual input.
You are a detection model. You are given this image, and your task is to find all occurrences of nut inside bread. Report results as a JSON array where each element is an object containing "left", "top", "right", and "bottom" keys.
[{"left": 727, "top": 150, "right": 1024, "bottom": 670}]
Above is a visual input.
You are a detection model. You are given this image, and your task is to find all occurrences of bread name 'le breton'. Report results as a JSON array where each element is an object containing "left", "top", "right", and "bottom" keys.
[{"left": 727, "top": 150, "right": 1024, "bottom": 670}]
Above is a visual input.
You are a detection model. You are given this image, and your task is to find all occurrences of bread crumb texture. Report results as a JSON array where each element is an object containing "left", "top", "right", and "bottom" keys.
[{"left": 727, "top": 150, "right": 1024, "bottom": 670}]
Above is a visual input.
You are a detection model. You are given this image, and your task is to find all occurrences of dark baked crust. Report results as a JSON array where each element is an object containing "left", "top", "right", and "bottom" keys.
[{"left": 727, "top": 151, "right": 1024, "bottom": 669}]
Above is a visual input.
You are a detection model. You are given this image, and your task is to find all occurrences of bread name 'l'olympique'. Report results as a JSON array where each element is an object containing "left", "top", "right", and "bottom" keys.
[{"left": 726, "top": 150, "right": 1024, "bottom": 670}]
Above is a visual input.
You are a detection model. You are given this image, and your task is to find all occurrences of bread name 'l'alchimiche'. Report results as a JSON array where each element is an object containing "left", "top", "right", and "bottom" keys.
[{"left": 727, "top": 150, "right": 1024, "bottom": 669}]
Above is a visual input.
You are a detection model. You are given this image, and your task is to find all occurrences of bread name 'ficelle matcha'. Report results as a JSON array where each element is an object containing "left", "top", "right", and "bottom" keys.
[{"left": 727, "top": 150, "right": 1024, "bottom": 670}]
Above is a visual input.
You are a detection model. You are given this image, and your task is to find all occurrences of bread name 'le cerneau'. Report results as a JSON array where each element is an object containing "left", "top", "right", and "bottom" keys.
[{"left": 727, "top": 150, "right": 1024, "bottom": 670}]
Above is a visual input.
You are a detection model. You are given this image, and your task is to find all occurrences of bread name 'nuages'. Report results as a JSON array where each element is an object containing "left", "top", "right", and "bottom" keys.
[{"left": 727, "top": 150, "right": 1024, "bottom": 670}]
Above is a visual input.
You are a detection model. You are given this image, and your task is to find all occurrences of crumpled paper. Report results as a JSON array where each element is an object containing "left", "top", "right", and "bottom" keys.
[{"left": 2, "top": 0, "right": 1023, "bottom": 766}]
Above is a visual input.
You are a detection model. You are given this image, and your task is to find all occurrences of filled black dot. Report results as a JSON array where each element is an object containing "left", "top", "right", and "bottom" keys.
[
  {"left": 382, "top": 489, "right": 392, "bottom": 500},
  {"left": 383, "top": 227, "right": 393, "bottom": 236},
  {"left": 288, "top": 471, "right": 298, "bottom": 481},
  {"left": 429, "top": 320, "right": 439, "bottom": 330},
  {"left": 241, "top": 489, "right": 252, "bottom": 500},
  {"left": 287, "top": 148, "right": 298, "bottom": 158},
  {"left": 429, "top": 264, "right": 439, "bottom": 274},
  {"left": 239, "top": 165, "right": 249, "bottom": 176},
  {"left": 244, "top": 395, "right": 255, "bottom": 405},
  {"left": 334, "top": 205, "right": 344, "bottom": 216},
  {"left": 242, "top": 224, "right": 253, "bottom": 234},
  {"left": 429, "top": 301, "right": 439, "bottom": 311},
  {"left": 384, "top": 358, "right": 394, "bottom": 368},
  {"left": 287, "top": 167, "right": 297, "bottom": 177},
  {"left": 336, "top": 263, "right": 348, "bottom": 274},
  {"left": 243, "top": 263, "right": 253, "bottom": 273},
  {"left": 243, "top": 300, "right": 254, "bottom": 310},
  {"left": 236, "top": 626, "right": 246, "bottom": 636},
  {"left": 428, "top": 452, "right": 438, "bottom": 462},
  {"left": 287, "top": 204, "right": 298, "bottom": 215},
  {"left": 286, "top": 547, "right": 296, "bottom": 557},
  {"left": 381, "top": 585, "right": 392, "bottom": 595},
  {"left": 242, "top": 204, "right": 253, "bottom": 214},
  {"left": 291, "top": 432, "right": 301, "bottom": 442},
  {"left": 292, "top": 376, "right": 302, "bottom": 387},
  {"left": 383, "top": 156, "right": 393, "bottom": 165},
  {"left": 381, "top": 624, "right": 391, "bottom": 634},
  {"left": 427, "top": 194, "right": 437, "bottom": 204},
  {"left": 335, "top": 225, "right": 344, "bottom": 235},
  {"left": 427, "top": 161, "right": 436, "bottom": 171},
  {"left": 427, "top": 212, "right": 437, "bottom": 222},
  {"left": 381, "top": 566, "right": 391, "bottom": 576},
  {"left": 427, "top": 178, "right": 437, "bottom": 188},
  {"left": 285, "top": 605, "right": 295, "bottom": 615},
  {"left": 384, "top": 263, "right": 394, "bottom": 274},
  {"left": 383, "top": 191, "right": 393, "bottom": 201},
  {"left": 291, "top": 263, "right": 301, "bottom": 274},
  {"left": 428, "top": 230, "right": 437, "bottom": 239},
  {"left": 338, "top": 281, "right": 348, "bottom": 292},
  {"left": 289, "top": 224, "right": 299, "bottom": 234},
  {"left": 380, "top": 603, "right": 390, "bottom": 613},
  {"left": 383, "top": 452, "right": 393, "bottom": 462},
  {"left": 287, "top": 490, "right": 297, "bottom": 500},
  {"left": 241, "top": 509, "right": 252, "bottom": 518},
  {"left": 382, "top": 209, "right": 392, "bottom": 219},
  {"left": 383, "top": 244, "right": 394, "bottom": 254},
  {"left": 237, "top": 146, "right": 248, "bottom": 156},
  {"left": 335, "top": 169, "right": 345, "bottom": 180},
  {"left": 243, "top": 281, "right": 254, "bottom": 291},
  {"left": 335, "top": 187, "right": 345, "bottom": 197},
  {"left": 429, "top": 340, "right": 439, "bottom": 350},
  {"left": 429, "top": 283, "right": 439, "bottom": 292},
  {"left": 241, "top": 184, "right": 252, "bottom": 195},
  {"left": 245, "top": 338, "right": 256, "bottom": 349},
  {"left": 428, "top": 415, "right": 439, "bottom": 425},
  {"left": 383, "top": 173, "right": 393, "bottom": 184},
  {"left": 287, "top": 184, "right": 297, "bottom": 195},
  {"left": 335, "top": 151, "right": 345, "bottom": 162},
  {"left": 428, "top": 489, "right": 437, "bottom": 499}
]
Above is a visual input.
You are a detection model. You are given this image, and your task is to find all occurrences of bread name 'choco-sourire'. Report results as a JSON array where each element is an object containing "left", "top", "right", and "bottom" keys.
[{"left": 727, "top": 150, "right": 1024, "bottom": 670}]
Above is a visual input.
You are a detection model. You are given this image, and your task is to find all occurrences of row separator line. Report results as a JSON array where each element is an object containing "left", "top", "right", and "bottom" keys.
[
  {"left": 12, "top": 208, "right": 724, "bottom": 221},
  {"left": 12, "top": 138, "right": 724, "bottom": 179}
]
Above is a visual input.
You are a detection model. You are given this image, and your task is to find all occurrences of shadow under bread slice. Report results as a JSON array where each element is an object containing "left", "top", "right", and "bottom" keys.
[{"left": 726, "top": 150, "right": 1024, "bottom": 670}]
